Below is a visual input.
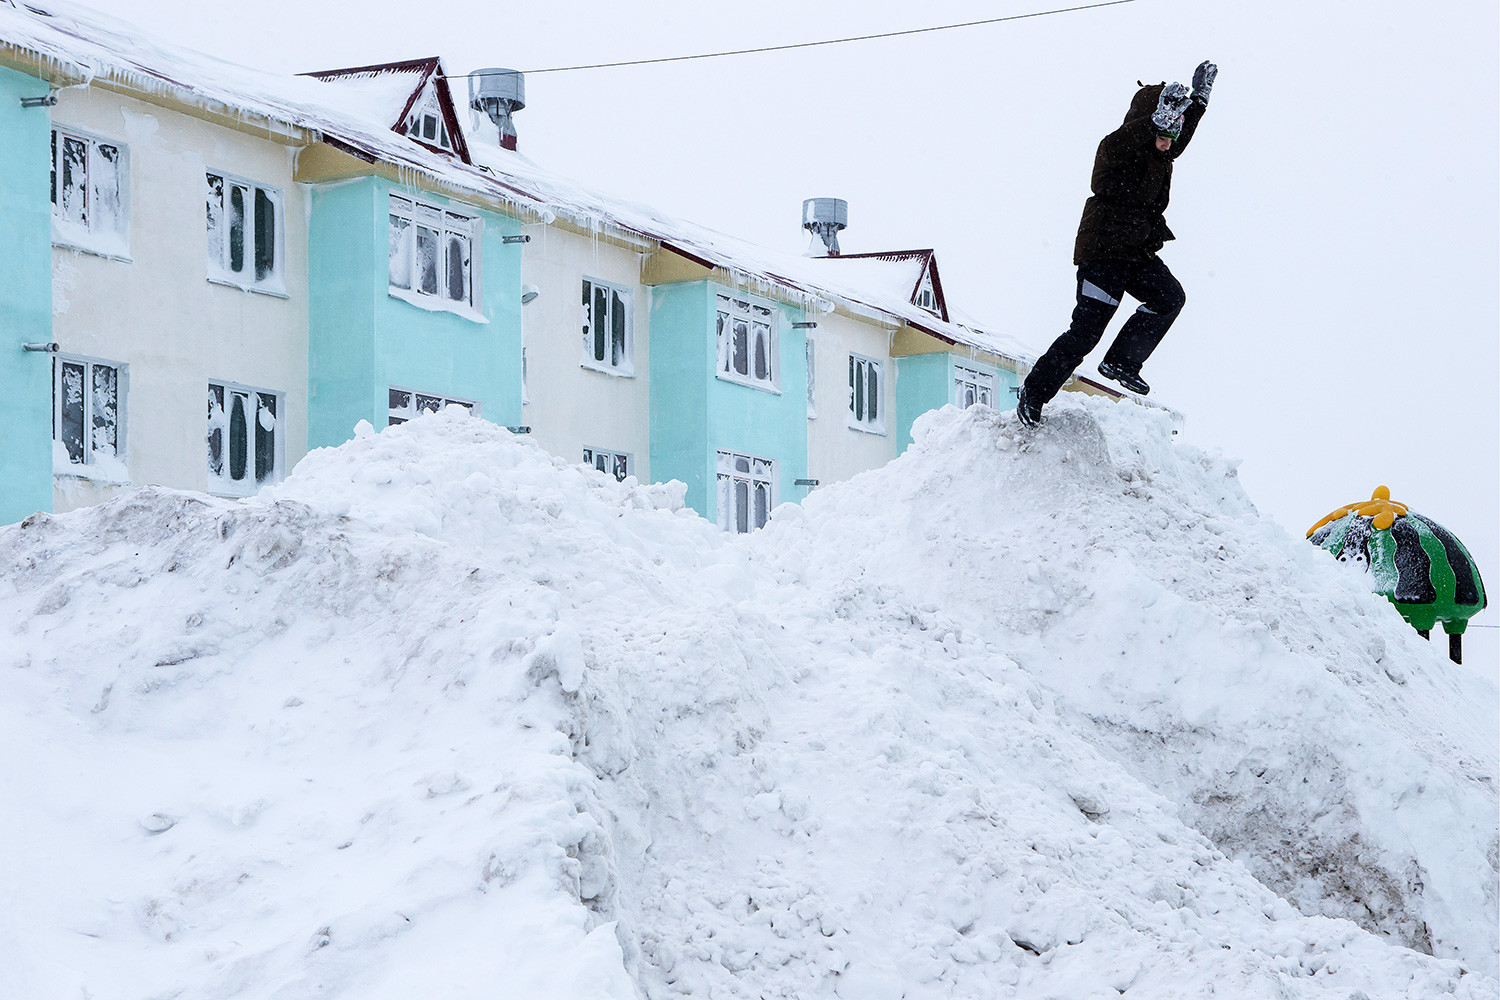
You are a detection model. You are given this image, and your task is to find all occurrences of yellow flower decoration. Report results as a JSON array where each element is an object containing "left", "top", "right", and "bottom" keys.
[{"left": 1307, "top": 486, "right": 1410, "bottom": 537}]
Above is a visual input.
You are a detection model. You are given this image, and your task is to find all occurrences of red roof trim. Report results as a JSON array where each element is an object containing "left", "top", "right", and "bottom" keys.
[
  {"left": 302, "top": 56, "right": 471, "bottom": 165},
  {"left": 817, "top": 248, "right": 949, "bottom": 322}
]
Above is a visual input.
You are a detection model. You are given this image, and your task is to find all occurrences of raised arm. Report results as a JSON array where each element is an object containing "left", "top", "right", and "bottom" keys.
[{"left": 1169, "top": 61, "right": 1217, "bottom": 159}]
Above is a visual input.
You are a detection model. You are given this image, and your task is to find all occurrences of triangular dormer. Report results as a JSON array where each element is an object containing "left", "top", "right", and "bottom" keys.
[
  {"left": 814, "top": 249, "right": 950, "bottom": 323},
  {"left": 302, "top": 57, "right": 473, "bottom": 165}
]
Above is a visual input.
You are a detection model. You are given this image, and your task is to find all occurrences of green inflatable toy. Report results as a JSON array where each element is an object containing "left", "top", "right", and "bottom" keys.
[{"left": 1308, "top": 487, "right": 1488, "bottom": 664}]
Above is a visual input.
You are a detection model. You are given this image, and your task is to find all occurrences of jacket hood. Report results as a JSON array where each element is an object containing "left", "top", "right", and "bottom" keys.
[{"left": 1124, "top": 82, "right": 1165, "bottom": 126}]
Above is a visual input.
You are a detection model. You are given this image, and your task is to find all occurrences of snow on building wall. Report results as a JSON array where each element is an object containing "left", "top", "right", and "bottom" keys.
[
  {"left": 46, "top": 83, "right": 309, "bottom": 512},
  {"left": 648, "top": 279, "right": 811, "bottom": 530},
  {"left": 306, "top": 175, "right": 522, "bottom": 447},
  {"left": 519, "top": 224, "right": 652, "bottom": 484},
  {"left": 805, "top": 308, "right": 902, "bottom": 489}
]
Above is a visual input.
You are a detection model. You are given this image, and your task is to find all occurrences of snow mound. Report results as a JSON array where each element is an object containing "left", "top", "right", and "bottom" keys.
[{"left": 1, "top": 406, "right": 1494, "bottom": 999}]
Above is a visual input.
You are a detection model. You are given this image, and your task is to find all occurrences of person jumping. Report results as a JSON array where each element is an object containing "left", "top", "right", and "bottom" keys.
[{"left": 1017, "top": 61, "right": 1217, "bottom": 428}]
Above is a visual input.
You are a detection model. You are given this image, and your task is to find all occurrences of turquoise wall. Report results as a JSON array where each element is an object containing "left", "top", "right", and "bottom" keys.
[
  {"left": 650, "top": 280, "right": 810, "bottom": 522},
  {"left": 894, "top": 354, "right": 1019, "bottom": 453},
  {"left": 0, "top": 67, "right": 56, "bottom": 524},
  {"left": 307, "top": 176, "right": 523, "bottom": 448}
]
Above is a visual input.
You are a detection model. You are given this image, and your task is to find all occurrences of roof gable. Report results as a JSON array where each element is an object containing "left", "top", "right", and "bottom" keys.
[
  {"left": 302, "top": 57, "right": 472, "bottom": 165},
  {"left": 814, "top": 250, "right": 950, "bottom": 322}
]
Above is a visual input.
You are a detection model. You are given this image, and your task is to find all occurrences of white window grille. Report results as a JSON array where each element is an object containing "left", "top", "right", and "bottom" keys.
[
  {"left": 581, "top": 277, "right": 633, "bottom": 374},
  {"left": 582, "top": 447, "right": 631, "bottom": 482},
  {"left": 206, "top": 172, "right": 283, "bottom": 291},
  {"left": 207, "top": 380, "right": 283, "bottom": 496},
  {"left": 915, "top": 270, "right": 939, "bottom": 314},
  {"left": 388, "top": 387, "right": 479, "bottom": 426},
  {"left": 405, "top": 89, "right": 453, "bottom": 151},
  {"left": 716, "top": 293, "right": 778, "bottom": 389},
  {"left": 848, "top": 354, "right": 884, "bottom": 432},
  {"left": 716, "top": 450, "right": 775, "bottom": 533},
  {"left": 50, "top": 127, "right": 129, "bottom": 255},
  {"left": 53, "top": 355, "right": 124, "bottom": 474},
  {"left": 806, "top": 337, "right": 817, "bottom": 418},
  {"left": 388, "top": 194, "right": 478, "bottom": 311},
  {"left": 954, "top": 364, "right": 997, "bottom": 409}
]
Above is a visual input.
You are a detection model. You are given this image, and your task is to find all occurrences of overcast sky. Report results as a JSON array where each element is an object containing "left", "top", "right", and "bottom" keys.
[{"left": 92, "top": 0, "right": 1500, "bottom": 665}]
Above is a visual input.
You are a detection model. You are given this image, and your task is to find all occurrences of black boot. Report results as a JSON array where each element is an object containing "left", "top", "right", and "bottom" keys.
[
  {"left": 1016, "top": 384, "right": 1043, "bottom": 428},
  {"left": 1097, "top": 361, "right": 1150, "bottom": 395}
]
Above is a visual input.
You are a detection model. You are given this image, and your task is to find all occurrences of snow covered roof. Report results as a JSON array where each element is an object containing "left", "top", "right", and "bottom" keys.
[
  {"left": 0, "top": 0, "right": 1033, "bottom": 365},
  {"left": 809, "top": 249, "right": 950, "bottom": 323}
]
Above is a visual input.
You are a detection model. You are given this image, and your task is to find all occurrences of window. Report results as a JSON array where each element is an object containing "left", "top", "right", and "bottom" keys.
[
  {"left": 388, "top": 387, "right": 479, "bottom": 426},
  {"left": 405, "top": 90, "right": 453, "bottom": 152},
  {"left": 53, "top": 355, "right": 125, "bottom": 476},
  {"left": 583, "top": 447, "right": 631, "bottom": 482},
  {"left": 50, "top": 127, "right": 128, "bottom": 255},
  {"left": 581, "top": 277, "right": 633, "bottom": 374},
  {"left": 389, "top": 195, "right": 478, "bottom": 311},
  {"left": 716, "top": 293, "right": 778, "bottom": 389},
  {"left": 206, "top": 172, "right": 283, "bottom": 291},
  {"left": 207, "top": 381, "right": 282, "bottom": 496},
  {"left": 848, "top": 354, "right": 884, "bottom": 432},
  {"left": 915, "top": 270, "right": 939, "bottom": 314},
  {"left": 716, "top": 450, "right": 775, "bottom": 534},
  {"left": 954, "top": 364, "right": 996, "bottom": 409},
  {"left": 806, "top": 338, "right": 817, "bottom": 418}
]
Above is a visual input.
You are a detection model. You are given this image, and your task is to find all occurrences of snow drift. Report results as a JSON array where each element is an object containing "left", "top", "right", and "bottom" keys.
[{"left": 1, "top": 402, "right": 1495, "bottom": 999}]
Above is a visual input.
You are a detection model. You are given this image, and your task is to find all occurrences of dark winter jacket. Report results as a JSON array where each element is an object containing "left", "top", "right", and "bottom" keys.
[{"left": 1073, "top": 83, "right": 1207, "bottom": 265}]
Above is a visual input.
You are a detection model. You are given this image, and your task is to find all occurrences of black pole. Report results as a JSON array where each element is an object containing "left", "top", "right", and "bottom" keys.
[{"left": 1449, "top": 633, "right": 1462, "bottom": 664}]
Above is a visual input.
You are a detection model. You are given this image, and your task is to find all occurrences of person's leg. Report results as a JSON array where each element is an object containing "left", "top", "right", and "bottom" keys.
[
  {"left": 1023, "top": 261, "right": 1130, "bottom": 407},
  {"left": 1100, "top": 255, "right": 1185, "bottom": 374}
]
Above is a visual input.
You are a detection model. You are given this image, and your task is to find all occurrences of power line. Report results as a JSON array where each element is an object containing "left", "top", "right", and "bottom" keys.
[{"left": 511, "top": 1, "right": 1137, "bottom": 75}]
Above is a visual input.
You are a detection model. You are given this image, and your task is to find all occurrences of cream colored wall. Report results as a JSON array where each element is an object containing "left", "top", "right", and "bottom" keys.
[
  {"left": 49, "top": 86, "right": 308, "bottom": 512},
  {"left": 805, "top": 308, "right": 901, "bottom": 488},
  {"left": 520, "top": 224, "right": 651, "bottom": 481}
]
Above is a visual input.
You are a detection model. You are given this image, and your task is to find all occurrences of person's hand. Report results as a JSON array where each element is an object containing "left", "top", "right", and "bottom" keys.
[
  {"left": 1152, "top": 83, "right": 1192, "bottom": 131},
  {"left": 1192, "top": 61, "right": 1217, "bottom": 105}
]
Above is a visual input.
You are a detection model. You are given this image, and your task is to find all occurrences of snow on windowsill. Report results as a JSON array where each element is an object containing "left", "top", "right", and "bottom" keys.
[
  {"left": 388, "top": 287, "right": 489, "bottom": 324},
  {"left": 715, "top": 373, "right": 781, "bottom": 396},
  {"left": 846, "top": 420, "right": 887, "bottom": 437},
  {"left": 52, "top": 231, "right": 132, "bottom": 264},
  {"left": 52, "top": 446, "right": 130, "bottom": 485},
  {"left": 579, "top": 359, "right": 636, "bottom": 379},
  {"left": 208, "top": 274, "right": 290, "bottom": 299}
]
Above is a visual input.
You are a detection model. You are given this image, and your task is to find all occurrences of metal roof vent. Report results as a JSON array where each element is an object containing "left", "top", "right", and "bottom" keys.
[
  {"left": 469, "top": 68, "right": 525, "bottom": 150},
  {"left": 803, "top": 198, "right": 848, "bottom": 257}
]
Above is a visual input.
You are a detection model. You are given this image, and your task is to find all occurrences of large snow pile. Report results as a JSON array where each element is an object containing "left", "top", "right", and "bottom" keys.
[{"left": 1, "top": 403, "right": 1495, "bottom": 999}]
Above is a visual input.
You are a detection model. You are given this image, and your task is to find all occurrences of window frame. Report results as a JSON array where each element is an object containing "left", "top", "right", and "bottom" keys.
[
  {"left": 205, "top": 170, "right": 286, "bottom": 295},
  {"left": 953, "top": 363, "right": 997, "bottom": 410},
  {"left": 387, "top": 386, "right": 481, "bottom": 426},
  {"left": 580, "top": 276, "right": 635, "bottom": 376},
  {"left": 716, "top": 449, "right": 776, "bottom": 534},
  {"left": 206, "top": 379, "right": 284, "bottom": 498},
  {"left": 387, "top": 194, "right": 482, "bottom": 317},
  {"left": 582, "top": 447, "right": 632, "bottom": 483},
  {"left": 52, "top": 352, "right": 127, "bottom": 479},
  {"left": 848, "top": 353, "right": 885, "bottom": 434},
  {"left": 915, "top": 270, "right": 939, "bottom": 315},
  {"left": 405, "top": 89, "right": 453, "bottom": 152},
  {"left": 49, "top": 125, "right": 130, "bottom": 259},
  {"left": 715, "top": 291, "right": 780, "bottom": 392}
]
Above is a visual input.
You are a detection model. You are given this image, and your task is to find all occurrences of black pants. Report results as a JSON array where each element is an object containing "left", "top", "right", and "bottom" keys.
[{"left": 1023, "top": 256, "right": 1186, "bottom": 405}]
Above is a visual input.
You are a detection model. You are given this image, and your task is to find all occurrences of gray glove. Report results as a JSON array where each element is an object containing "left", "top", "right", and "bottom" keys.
[
  {"left": 1152, "top": 82, "right": 1192, "bottom": 132},
  {"left": 1192, "top": 60, "right": 1217, "bottom": 105}
]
